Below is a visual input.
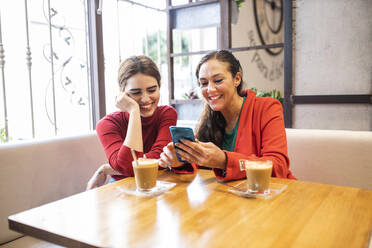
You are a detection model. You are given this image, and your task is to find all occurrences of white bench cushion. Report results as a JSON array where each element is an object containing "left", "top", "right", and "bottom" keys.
[
  {"left": 0, "top": 132, "right": 107, "bottom": 244},
  {"left": 286, "top": 128, "right": 372, "bottom": 189}
]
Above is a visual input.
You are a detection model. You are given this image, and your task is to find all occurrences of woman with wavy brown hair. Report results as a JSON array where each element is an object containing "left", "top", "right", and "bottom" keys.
[
  {"left": 159, "top": 50, "right": 295, "bottom": 181},
  {"left": 87, "top": 56, "right": 191, "bottom": 189}
]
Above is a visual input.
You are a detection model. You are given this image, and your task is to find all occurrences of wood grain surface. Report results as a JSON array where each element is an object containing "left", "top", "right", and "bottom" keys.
[{"left": 8, "top": 170, "right": 372, "bottom": 248}]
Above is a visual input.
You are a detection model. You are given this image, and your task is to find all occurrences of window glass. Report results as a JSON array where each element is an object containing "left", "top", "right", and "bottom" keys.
[
  {"left": 102, "top": 1, "right": 168, "bottom": 115},
  {"left": 0, "top": 0, "right": 91, "bottom": 143},
  {"left": 172, "top": 28, "right": 217, "bottom": 100},
  {"left": 171, "top": 0, "right": 208, "bottom": 6}
]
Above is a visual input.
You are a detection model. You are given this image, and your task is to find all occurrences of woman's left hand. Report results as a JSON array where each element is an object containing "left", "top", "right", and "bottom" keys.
[{"left": 175, "top": 140, "right": 226, "bottom": 169}]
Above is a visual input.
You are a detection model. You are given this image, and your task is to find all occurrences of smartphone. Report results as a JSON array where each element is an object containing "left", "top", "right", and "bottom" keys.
[{"left": 169, "top": 126, "right": 195, "bottom": 163}]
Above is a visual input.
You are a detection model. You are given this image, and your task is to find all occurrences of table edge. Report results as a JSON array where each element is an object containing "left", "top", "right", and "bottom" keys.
[{"left": 8, "top": 216, "right": 102, "bottom": 248}]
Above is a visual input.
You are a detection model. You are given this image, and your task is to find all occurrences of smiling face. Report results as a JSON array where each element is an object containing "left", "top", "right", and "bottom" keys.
[
  {"left": 124, "top": 73, "right": 160, "bottom": 117},
  {"left": 198, "top": 59, "right": 242, "bottom": 112}
]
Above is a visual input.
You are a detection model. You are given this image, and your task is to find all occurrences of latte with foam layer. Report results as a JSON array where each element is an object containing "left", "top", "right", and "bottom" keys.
[
  {"left": 245, "top": 161, "right": 272, "bottom": 194},
  {"left": 132, "top": 158, "right": 158, "bottom": 191}
]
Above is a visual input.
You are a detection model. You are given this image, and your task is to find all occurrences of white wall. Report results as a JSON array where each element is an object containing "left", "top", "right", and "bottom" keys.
[
  {"left": 294, "top": 0, "right": 372, "bottom": 130},
  {"left": 231, "top": 0, "right": 371, "bottom": 131}
]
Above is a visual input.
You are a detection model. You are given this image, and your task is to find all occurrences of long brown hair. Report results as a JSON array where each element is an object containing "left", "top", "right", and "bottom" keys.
[
  {"left": 118, "top": 55, "right": 161, "bottom": 91},
  {"left": 195, "top": 50, "right": 244, "bottom": 148}
]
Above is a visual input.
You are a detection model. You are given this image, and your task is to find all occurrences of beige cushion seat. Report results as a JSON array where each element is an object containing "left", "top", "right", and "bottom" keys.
[
  {"left": 286, "top": 128, "right": 372, "bottom": 189},
  {"left": 0, "top": 132, "right": 107, "bottom": 247}
]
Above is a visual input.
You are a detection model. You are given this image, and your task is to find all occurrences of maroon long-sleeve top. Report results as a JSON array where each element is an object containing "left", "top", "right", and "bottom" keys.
[{"left": 96, "top": 105, "right": 177, "bottom": 180}]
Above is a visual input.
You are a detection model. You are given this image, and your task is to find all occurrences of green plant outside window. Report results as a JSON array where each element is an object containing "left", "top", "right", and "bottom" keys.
[
  {"left": 233, "top": 0, "right": 245, "bottom": 9},
  {"left": 0, "top": 128, "right": 7, "bottom": 143}
]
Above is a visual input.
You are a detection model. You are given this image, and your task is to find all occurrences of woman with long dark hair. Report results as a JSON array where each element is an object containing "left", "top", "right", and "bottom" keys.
[{"left": 159, "top": 50, "right": 295, "bottom": 181}]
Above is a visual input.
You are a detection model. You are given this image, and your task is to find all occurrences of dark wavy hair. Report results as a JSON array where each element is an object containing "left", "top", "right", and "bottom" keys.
[
  {"left": 118, "top": 55, "right": 161, "bottom": 91},
  {"left": 195, "top": 50, "right": 244, "bottom": 148}
]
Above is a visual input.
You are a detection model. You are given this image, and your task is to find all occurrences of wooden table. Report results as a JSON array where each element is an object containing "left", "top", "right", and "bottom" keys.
[{"left": 8, "top": 170, "right": 372, "bottom": 248}]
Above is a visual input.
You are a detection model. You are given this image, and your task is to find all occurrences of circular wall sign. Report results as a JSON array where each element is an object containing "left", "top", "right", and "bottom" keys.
[{"left": 253, "top": 0, "right": 284, "bottom": 56}]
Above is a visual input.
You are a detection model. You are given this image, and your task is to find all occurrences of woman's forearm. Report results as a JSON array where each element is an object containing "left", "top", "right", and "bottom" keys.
[{"left": 123, "top": 107, "right": 143, "bottom": 152}]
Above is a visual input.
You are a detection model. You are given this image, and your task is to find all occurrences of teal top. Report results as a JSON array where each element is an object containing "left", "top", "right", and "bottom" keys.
[{"left": 222, "top": 97, "right": 246, "bottom": 152}]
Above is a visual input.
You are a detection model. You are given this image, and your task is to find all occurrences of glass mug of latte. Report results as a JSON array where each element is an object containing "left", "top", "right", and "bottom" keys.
[
  {"left": 132, "top": 158, "right": 159, "bottom": 192},
  {"left": 239, "top": 160, "right": 273, "bottom": 194}
]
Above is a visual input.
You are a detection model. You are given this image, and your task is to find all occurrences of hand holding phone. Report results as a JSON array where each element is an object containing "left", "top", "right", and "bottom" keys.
[{"left": 169, "top": 126, "right": 195, "bottom": 163}]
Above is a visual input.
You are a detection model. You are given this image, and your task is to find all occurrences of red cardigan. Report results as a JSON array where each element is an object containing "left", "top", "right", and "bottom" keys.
[
  {"left": 191, "top": 89, "right": 295, "bottom": 181},
  {"left": 214, "top": 89, "right": 296, "bottom": 180},
  {"left": 96, "top": 105, "right": 177, "bottom": 180}
]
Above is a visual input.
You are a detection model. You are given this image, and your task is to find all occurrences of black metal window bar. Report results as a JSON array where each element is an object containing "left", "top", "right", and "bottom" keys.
[
  {"left": 165, "top": 0, "right": 372, "bottom": 128},
  {"left": 78, "top": 0, "right": 372, "bottom": 130},
  {"left": 166, "top": 0, "right": 287, "bottom": 120},
  {"left": 65, "top": 0, "right": 372, "bottom": 130},
  {"left": 164, "top": 1, "right": 284, "bottom": 113}
]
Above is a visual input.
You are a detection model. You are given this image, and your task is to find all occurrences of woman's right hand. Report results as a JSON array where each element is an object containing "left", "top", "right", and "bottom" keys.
[
  {"left": 86, "top": 164, "right": 110, "bottom": 190},
  {"left": 159, "top": 142, "right": 185, "bottom": 168},
  {"left": 115, "top": 91, "right": 139, "bottom": 113}
]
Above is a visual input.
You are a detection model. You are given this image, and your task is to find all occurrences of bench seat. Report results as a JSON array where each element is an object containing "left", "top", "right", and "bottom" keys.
[{"left": 0, "top": 132, "right": 107, "bottom": 246}]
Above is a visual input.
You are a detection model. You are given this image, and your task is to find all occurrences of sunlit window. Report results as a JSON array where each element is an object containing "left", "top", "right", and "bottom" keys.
[
  {"left": 173, "top": 28, "right": 217, "bottom": 100},
  {"left": 0, "top": 0, "right": 220, "bottom": 144},
  {"left": 0, "top": 0, "right": 91, "bottom": 143},
  {"left": 102, "top": 1, "right": 168, "bottom": 115}
]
